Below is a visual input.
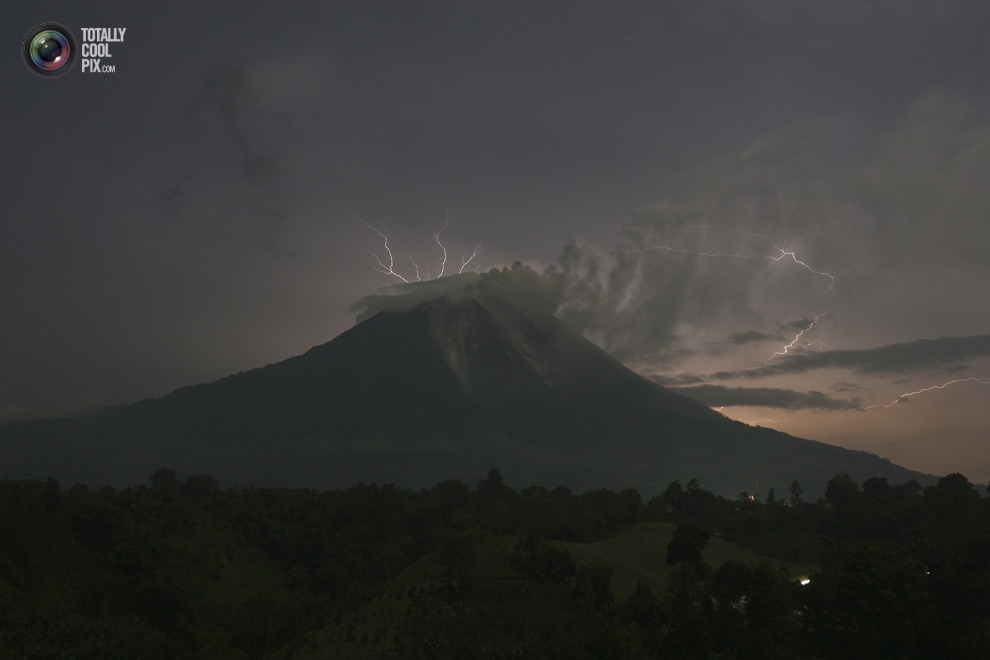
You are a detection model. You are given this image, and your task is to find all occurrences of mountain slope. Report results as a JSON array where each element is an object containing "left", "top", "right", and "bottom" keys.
[{"left": 0, "top": 292, "right": 931, "bottom": 496}]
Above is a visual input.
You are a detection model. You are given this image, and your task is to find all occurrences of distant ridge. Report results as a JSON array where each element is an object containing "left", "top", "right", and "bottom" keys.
[{"left": 0, "top": 288, "right": 932, "bottom": 496}]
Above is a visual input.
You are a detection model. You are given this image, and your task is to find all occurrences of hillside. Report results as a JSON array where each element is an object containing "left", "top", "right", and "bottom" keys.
[{"left": 0, "top": 280, "right": 932, "bottom": 497}]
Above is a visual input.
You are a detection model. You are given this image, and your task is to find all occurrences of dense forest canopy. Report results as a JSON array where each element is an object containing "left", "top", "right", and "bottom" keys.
[{"left": 2, "top": 468, "right": 988, "bottom": 659}]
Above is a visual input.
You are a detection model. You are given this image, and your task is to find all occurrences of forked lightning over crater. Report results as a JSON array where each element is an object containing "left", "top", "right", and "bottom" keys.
[{"left": 359, "top": 218, "right": 483, "bottom": 284}]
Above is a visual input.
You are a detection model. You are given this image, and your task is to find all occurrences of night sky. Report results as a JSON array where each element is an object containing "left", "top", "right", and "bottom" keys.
[{"left": 5, "top": 1, "right": 990, "bottom": 484}]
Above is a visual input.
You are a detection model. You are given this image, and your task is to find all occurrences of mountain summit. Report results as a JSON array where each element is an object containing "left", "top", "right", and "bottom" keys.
[{"left": 0, "top": 285, "right": 928, "bottom": 496}]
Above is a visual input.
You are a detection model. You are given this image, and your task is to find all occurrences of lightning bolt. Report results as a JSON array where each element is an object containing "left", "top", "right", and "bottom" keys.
[
  {"left": 764, "top": 243, "right": 835, "bottom": 361},
  {"left": 863, "top": 377, "right": 990, "bottom": 410},
  {"left": 359, "top": 216, "right": 483, "bottom": 282},
  {"left": 458, "top": 244, "right": 483, "bottom": 274},
  {"left": 640, "top": 226, "right": 836, "bottom": 361},
  {"left": 358, "top": 217, "right": 409, "bottom": 283},
  {"left": 432, "top": 220, "right": 449, "bottom": 279}
]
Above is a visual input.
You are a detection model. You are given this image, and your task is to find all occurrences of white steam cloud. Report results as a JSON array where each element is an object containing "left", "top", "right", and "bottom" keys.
[{"left": 351, "top": 263, "right": 565, "bottom": 323}]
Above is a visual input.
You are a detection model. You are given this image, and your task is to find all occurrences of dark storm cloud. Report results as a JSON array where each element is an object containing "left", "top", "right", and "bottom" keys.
[
  {"left": 731, "top": 331, "right": 778, "bottom": 345},
  {"left": 550, "top": 90, "right": 990, "bottom": 367},
  {"left": 780, "top": 319, "right": 813, "bottom": 332},
  {"left": 855, "top": 93, "right": 990, "bottom": 268},
  {"left": 712, "top": 335, "right": 990, "bottom": 380},
  {"left": 186, "top": 67, "right": 262, "bottom": 179},
  {"left": 832, "top": 381, "right": 867, "bottom": 393},
  {"left": 648, "top": 373, "right": 710, "bottom": 387},
  {"left": 166, "top": 65, "right": 289, "bottom": 234},
  {"left": 669, "top": 385, "right": 860, "bottom": 411},
  {"left": 702, "top": 330, "right": 781, "bottom": 357}
]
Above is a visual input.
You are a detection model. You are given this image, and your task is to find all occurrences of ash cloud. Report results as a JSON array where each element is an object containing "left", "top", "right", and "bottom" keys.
[
  {"left": 351, "top": 263, "right": 565, "bottom": 323},
  {"left": 547, "top": 119, "right": 848, "bottom": 362},
  {"left": 192, "top": 66, "right": 285, "bottom": 227},
  {"left": 548, "top": 239, "right": 697, "bottom": 361},
  {"left": 546, "top": 93, "right": 990, "bottom": 371},
  {"left": 157, "top": 57, "right": 326, "bottom": 246},
  {"left": 346, "top": 92, "right": 990, "bottom": 392}
]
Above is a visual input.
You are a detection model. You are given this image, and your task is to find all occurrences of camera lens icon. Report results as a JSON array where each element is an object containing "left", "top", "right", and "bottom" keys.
[{"left": 22, "top": 23, "right": 77, "bottom": 77}]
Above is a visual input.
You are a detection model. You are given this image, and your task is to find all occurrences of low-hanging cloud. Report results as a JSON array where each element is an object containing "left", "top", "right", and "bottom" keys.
[
  {"left": 712, "top": 334, "right": 990, "bottom": 380},
  {"left": 731, "top": 330, "right": 779, "bottom": 345},
  {"left": 668, "top": 384, "right": 861, "bottom": 411},
  {"left": 649, "top": 373, "right": 710, "bottom": 387}
]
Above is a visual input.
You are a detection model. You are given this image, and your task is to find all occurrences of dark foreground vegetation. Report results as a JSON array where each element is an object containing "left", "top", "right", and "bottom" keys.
[{"left": 2, "top": 468, "right": 988, "bottom": 659}]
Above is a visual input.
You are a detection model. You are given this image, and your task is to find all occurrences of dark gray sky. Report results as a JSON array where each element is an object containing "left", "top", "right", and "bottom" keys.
[{"left": 5, "top": 1, "right": 990, "bottom": 483}]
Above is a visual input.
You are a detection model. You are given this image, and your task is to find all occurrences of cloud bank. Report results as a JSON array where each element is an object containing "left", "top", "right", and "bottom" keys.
[
  {"left": 712, "top": 335, "right": 990, "bottom": 380},
  {"left": 667, "top": 384, "right": 861, "bottom": 411}
]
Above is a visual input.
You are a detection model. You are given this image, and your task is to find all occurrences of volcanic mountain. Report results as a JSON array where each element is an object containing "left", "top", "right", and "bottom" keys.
[{"left": 0, "top": 283, "right": 929, "bottom": 496}]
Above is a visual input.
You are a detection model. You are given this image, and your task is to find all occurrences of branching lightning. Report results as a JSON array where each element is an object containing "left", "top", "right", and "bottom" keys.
[
  {"left": 358, "top": 218, "right": 409, "bottom": 283},
  {"left": 433, "top": 220, "right": 449, "bottom": 279},
  {"left": 459, "top": 244, "right": 483, "bottom": 273},
  {"left": 641, "top": 230, "right": 989, "bottom": 435},
  {"left": 359, "top": 216, "right": 483, "bottom": 283},
  {"left": 640, "top": 226, "right": 836, "bottom": 361},
  {"left": 863, "top": 377, "right": 990, "bottom": 411}
]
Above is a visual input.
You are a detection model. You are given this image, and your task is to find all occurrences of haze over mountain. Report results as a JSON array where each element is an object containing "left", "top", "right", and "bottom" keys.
[{"left": 0, "top": 269, "right": 931, "bottom": 497}]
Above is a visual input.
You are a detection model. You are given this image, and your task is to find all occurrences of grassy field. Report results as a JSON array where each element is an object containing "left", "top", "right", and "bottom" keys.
[
  {"left": 294, "top": 523, "right": 818, "bottom": 657},
  {"left": 550, "top": 521, "right": 817, "bottom": 599}
]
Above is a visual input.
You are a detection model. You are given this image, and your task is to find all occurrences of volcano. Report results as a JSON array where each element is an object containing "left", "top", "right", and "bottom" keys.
[{"left": 0, "top": 285, "right": 929, "bottom": 496}]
